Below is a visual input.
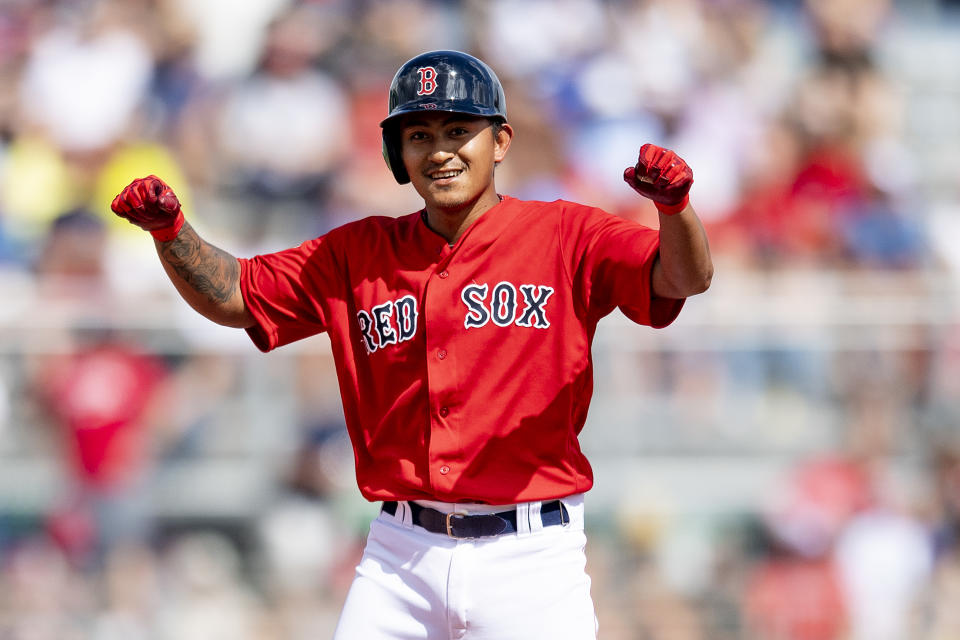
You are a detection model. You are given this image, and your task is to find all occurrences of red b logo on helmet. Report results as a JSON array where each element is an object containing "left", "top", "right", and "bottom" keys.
[{"left": 416, "top": 67, "right": 438, "bottom": 96}]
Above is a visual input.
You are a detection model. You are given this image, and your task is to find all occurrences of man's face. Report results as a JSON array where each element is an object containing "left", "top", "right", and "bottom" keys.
[{"left": 399, "top": 113, "right": 511, "bottom": 213}]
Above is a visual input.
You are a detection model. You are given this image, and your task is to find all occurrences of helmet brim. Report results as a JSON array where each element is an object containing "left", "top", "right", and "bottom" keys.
[{"left": 380, "top": 100, "right": 507, "bottom": 129}]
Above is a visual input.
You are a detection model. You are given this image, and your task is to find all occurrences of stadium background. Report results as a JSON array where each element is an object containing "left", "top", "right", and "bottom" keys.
[{"left": 1, "top": 0, "right": 960, "bottom": 637}]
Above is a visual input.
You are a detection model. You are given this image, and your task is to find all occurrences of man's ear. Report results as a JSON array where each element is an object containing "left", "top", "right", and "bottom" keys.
[{"left": 493, "top": 123, "right": 514, "bottom": 163}]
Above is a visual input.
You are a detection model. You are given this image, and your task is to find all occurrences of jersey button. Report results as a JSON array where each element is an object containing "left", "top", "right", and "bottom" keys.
[
  {"left": 439, "top": 406, "right": 449, "bottom": 418},
  {"left": 440, "top": 465, "right": 450, "bottom": 475},
  {"left": 439, "top": 270, "right": 449, "bottom": 279},
  {"left": 437, "top": 349, "right": 447, "bottom": 360}
]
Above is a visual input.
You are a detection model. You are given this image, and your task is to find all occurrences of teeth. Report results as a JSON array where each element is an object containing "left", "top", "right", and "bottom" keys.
[{"left": 432, "top": 170, "right": 462, "bottom": 179}]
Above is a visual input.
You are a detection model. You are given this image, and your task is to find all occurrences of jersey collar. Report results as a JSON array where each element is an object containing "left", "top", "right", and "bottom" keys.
[{"left": 415, "top": 195, "right": 516, "bottom": 262}]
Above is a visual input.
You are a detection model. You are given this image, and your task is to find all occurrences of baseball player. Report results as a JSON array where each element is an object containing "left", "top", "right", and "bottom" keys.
[{"left": 111, "top": 50, "right": 712, "bottom": 639}]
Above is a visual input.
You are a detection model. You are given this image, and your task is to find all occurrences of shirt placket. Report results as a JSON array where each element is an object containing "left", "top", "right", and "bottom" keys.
[{"left": 422, "top": 247, "right": 462, "bottom": 495}]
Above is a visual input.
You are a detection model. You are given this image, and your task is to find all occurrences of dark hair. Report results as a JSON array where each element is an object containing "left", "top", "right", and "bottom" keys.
[{"left": 51, "top": 208, "right": 104, "bottom": 233}]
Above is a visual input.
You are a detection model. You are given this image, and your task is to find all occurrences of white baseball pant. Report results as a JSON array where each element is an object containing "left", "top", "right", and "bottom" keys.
[{"left": 332, "top": 494, "right": 598, "bottom": 639}]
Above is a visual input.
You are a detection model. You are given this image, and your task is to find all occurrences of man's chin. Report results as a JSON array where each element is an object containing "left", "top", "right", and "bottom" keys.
[{"left": 426, "top": 191, "right": 473, "bottom": 213}]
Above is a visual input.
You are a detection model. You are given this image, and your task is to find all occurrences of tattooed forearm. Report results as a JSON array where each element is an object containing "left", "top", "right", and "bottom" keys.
[
  {"left": 152, "top": 221, "right": 252, "bottom": 328},
  {"left": 159, "top": 221, "right": 239, "bottom": 304}
]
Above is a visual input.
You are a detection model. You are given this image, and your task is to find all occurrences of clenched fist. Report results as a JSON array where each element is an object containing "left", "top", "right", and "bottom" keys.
[
  {"left": 623, "top": 144, "right": 693, "bottom": 215},
  {"left": 111, "top": 175, "right": 185, "bottom": 241}
]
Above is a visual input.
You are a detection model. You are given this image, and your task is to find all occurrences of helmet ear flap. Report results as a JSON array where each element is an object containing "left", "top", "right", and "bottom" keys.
[{"left": 381, "top": 127, "right": 410, "bottom": 184}]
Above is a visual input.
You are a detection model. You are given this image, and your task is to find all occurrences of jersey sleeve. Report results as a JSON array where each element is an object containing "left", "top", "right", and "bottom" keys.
[
  {"left": 239, "top": 232, "right": 342, "bottom": 352},
  {"left": 561, "top": 202, "right": 684, "bottom": 328}
]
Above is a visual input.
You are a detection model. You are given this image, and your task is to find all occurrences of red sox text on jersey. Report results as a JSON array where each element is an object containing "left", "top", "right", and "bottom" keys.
[
  {"left": 356, "top": 283, "right": 555, "bottom": 354},
  {"left": 239, "top": 196, "right": 683, "bottom": 504}
]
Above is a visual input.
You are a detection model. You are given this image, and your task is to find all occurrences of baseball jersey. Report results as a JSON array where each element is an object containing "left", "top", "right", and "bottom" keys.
[{"left": 239, "top": 195, "right": 683, "bottom": 504}]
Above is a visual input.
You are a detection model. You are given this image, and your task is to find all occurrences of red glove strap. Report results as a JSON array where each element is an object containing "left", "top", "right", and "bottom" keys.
[
  {"left": 150, "top": 210, "right": 185, "bottom": 242},
  {"left": 655, "top": 194, "right": 689, "bottom": 216}
]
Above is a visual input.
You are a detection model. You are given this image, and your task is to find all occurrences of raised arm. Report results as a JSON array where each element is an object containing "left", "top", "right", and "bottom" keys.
[
  {"left": 623, "top": 144, "right": 713, "bottom": 299},
  {"left": 111, "top": 176, "right": 255, "bottom": 328}
]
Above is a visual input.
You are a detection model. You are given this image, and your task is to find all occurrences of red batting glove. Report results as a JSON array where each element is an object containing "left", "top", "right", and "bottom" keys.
[
  {"left": 110, "top": 175, "right": 185, "bottom": 242},
  {"left": 623, "top": 144, "right": 693, "bottom": 215}
]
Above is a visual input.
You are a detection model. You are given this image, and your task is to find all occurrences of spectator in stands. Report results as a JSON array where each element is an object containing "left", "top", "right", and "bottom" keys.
[
  {"left": 29, "top": 210, "right": 171, "bottom": 565},
  {"left": 213, "top": 4, "right": 350, "bottom": 245}
]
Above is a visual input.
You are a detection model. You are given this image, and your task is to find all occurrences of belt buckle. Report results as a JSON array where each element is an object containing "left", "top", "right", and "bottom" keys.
[{"left": 445, "top": 512, "right": 468, "bottom": 538}]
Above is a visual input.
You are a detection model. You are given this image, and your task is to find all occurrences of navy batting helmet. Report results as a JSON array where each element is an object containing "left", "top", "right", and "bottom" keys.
[{"left": 380, "top": 50, "right": 508, "bottom": 184}]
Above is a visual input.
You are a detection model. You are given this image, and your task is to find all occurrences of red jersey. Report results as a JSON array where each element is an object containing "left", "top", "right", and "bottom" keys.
[
  {"left": 42, "top": 344, "right": 166, "bottom": 488},
  {"left": 239, "top": 196, "right": 683, "bottom": 504}
]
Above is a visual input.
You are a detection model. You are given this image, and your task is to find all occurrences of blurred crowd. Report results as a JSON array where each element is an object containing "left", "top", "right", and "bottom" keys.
[{"left": 1, "top": 0, "right": 960, "bottom": 638}]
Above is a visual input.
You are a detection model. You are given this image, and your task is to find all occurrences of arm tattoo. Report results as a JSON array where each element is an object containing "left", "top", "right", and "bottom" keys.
[{"left": 159, "top": 222, "right": 239, "bottom": 304}]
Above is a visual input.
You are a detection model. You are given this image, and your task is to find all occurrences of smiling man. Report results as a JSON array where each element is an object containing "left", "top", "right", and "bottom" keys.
[
  {"left": 111, "top": 50, "right": 712, "bottom": 639},
  {"left": 398, "top": 113, "right": 508, "bottom": 240}
]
